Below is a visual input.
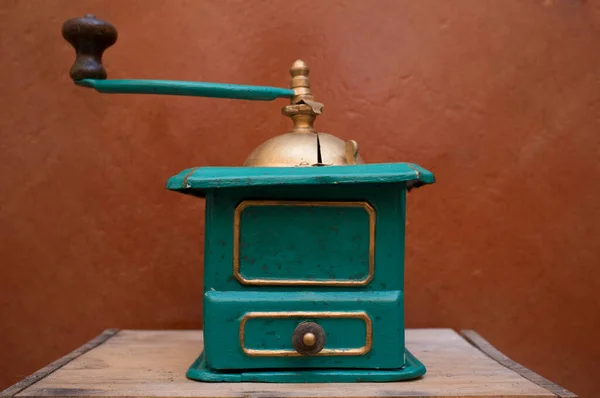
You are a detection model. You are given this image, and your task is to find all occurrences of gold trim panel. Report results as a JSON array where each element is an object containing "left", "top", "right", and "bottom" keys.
[
  {"left": 239, "top": 311, "right": 373, "bottom": 357},
  {"left": 233, "top": 200, "right": 376, "bottom": 286}
]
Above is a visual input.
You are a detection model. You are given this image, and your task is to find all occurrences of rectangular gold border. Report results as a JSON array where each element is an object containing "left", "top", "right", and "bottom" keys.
[
  {"left": 233, "top": 200, "right": 375, "bottom": 286},
  {"left": 239, "top": 311, "right": 373, "bottom": 357}
]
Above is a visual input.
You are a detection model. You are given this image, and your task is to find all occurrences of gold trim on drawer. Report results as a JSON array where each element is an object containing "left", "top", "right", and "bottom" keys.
[
  {"left": 233, "top": 200, "right": 375, "bottom": 286},
  {"left": 239, "top": 311, "right": 373, "bottom": 357}
]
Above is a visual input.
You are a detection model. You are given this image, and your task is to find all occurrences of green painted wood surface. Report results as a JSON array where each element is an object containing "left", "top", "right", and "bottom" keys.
[
  {"left": 203, "top": 291, "right": 405, "bottom": 370},
  {"left": 76, "top": 79, "right": 294, "bottom": 101},
  {"left": 238, "top": 204, "right": 370, "bottom": 283},
  {"left": 186, "top": 349, "right": 426, "bottom": 382},
  {"left": 166, "top": 162, "right": 435, "bottom": 197},
  {"left": 203, "top": 185, "right": 406, "bottom": 292}
]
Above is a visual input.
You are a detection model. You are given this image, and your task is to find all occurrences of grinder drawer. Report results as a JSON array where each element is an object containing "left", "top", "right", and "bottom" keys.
[{"left": 203, "top": 291, "right": 405, "bottom": 370}]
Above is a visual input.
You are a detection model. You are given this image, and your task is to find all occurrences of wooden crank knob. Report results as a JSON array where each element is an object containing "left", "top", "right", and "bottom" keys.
[
  {"left": 292, "top": 321, "right": 326, "bottom": 356},
  {"left": 62, "top": 14, "right": 118, "bottom": 81}
]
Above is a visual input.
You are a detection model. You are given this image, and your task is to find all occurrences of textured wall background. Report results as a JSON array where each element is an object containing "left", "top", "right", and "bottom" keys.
[{"left": 1, "top": 0, "right": 599, "bottom": 396}]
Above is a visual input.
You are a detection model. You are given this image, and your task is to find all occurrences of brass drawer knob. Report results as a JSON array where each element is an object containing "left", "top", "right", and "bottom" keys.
[{"left": 292, "top": 321, "right": 326, "bottom": 356}]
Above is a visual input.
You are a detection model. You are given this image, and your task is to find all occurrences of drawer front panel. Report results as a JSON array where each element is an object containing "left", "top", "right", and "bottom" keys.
[
  {"left": 203, "top": 291, "right": 404, "bottom": 370},
  {"left": 241, "top": 311, "right": 370, "bottom": 356},
  {"left": 234, "top": 200, "right": 374, "bottom": 286}
]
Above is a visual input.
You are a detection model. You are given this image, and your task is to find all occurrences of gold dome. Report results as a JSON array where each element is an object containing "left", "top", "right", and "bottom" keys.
[
  {"left": 244, "top": 132, "right": 365, "bottom": 167},
  {"left": 243, "top": 60, "right": 364, "bottom": 167}
]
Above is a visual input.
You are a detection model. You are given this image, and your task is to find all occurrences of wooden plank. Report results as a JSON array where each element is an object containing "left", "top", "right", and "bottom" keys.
[
  {"left": 460, "top": 330, "right": 577, "bottom": 398},
  {"left": 14, "top": 329, "right": 557, "bottom": 398},
  {"left": 1, "top": 329, "right": 119, "bottom": 398}
]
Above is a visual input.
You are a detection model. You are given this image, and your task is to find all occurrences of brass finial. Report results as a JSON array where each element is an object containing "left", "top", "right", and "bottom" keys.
[
  {"left": 282, "top": 60, "right": 323, "bottom": 133},
  {"left": 289, "top": 59, "right": 313, "bottom": 104}
]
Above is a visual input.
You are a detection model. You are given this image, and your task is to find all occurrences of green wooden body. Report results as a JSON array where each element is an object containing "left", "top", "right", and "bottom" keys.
[{"left": 167, "top": 163, "right": 434, "bottom": 382}]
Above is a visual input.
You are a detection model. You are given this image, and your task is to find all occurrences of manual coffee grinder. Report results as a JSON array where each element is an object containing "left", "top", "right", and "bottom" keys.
[{"left": 62, "top": 14, "right": 435, "bottom": 383}]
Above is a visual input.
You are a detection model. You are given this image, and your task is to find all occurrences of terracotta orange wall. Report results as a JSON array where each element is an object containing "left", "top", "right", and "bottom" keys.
[{"left": 1, "top": 1, "right": 599, "bottom": 396}]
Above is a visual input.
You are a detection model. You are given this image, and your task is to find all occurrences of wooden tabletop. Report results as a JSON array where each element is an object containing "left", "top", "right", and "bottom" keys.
[{"left": 1, "top": 329, "right": 576, "bottom": 398}]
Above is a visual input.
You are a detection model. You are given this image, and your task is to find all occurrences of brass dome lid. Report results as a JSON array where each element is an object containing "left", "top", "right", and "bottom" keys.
[
  {"left": 244, "top": 60, "right": 364, "bottom": 167},
  {"left": 243, "top": 132, "right": 365, "bottom": 167}
]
